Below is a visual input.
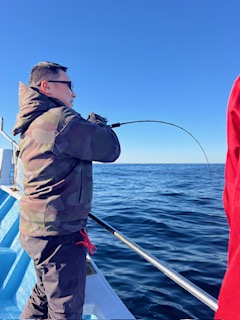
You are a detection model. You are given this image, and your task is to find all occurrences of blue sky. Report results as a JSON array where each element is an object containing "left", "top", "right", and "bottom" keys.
[{"left": 0, "top": 0, "right": 239, "bottom": 163}]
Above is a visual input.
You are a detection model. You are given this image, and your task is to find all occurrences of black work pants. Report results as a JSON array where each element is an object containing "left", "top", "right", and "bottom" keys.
[{"left": 19, "top": 231, "right": 86, "bottom": 320}]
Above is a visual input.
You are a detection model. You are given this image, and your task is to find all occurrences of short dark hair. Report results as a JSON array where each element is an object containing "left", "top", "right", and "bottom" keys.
[{"left": 29, "top": 61, "right": 68, "bottom": 87}]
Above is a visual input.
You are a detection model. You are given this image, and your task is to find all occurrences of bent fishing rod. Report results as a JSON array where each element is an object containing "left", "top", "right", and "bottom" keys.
[{"left": 110, "top": 119, "right": 212, "bottom": 184}]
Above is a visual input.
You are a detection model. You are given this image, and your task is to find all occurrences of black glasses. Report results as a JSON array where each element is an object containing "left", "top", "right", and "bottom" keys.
[{"left": 47, "top": 80, "right": 74, "bottom": 91}]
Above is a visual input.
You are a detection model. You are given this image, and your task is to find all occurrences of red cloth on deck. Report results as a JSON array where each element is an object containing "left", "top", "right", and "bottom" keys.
[{"left": 215, "top": 76, "right": 240, "bottom": 319}]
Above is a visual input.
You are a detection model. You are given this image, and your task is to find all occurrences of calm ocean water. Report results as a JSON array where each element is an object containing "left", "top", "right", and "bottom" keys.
[{"left": 89, "top": 163, "right": 228, "bottom": 320}]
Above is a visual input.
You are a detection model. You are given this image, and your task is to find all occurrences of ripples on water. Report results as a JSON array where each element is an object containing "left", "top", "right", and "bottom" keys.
[{"left": 89, "top": 164, "right": 228, "bottom": 319}]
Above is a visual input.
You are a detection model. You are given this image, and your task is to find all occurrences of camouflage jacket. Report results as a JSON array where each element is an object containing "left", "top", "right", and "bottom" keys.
[{"left": 12, "top": 82, "right": 121, "bottom": 236}]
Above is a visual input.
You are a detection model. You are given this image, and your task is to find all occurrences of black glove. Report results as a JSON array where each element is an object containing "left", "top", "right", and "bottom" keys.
[{"left": 87, "top": 112, "right": 108, "bottom": 126}]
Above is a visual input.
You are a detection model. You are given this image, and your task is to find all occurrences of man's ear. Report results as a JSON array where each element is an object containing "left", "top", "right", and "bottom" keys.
[{"left": 39, "top": 80, "right": 52, "bottom": 96}]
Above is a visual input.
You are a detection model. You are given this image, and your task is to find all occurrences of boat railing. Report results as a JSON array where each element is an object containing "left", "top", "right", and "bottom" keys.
[
  {"left": 89, "top": 213, "right": 218, "bottom": 312},
  {"left": 0, "top": 117, "right": 18, "bottom": 149}
]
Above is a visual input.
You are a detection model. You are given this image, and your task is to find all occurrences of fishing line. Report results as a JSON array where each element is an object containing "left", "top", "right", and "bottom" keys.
[{"left": 110, "top": 119, "right": 212, "bottom": 185}]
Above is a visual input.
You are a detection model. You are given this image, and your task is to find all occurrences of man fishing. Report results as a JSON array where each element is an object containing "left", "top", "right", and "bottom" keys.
[{"left": 12, "top": 61, "right": 121, "bottom": 319}]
